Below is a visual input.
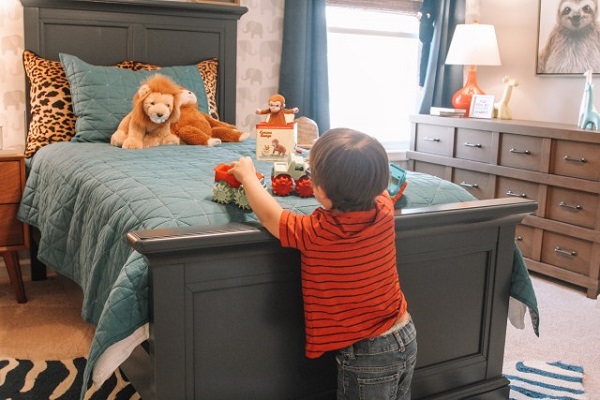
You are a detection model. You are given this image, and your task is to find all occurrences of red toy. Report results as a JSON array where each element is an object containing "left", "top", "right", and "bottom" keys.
[
  {"left": 213, "top": 163, "right": 265, "bottom": 209},
  {"left": 271, "top": 154, "right": 313, "bottom": 198}
]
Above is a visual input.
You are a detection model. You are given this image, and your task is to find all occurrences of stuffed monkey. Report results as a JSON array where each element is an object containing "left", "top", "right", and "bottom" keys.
[
  {"left": 256, "top": 94, "right": 299, "bottom": 126},
  {"left": 172, "top": 89, "right": 249, "bottom": 146}
]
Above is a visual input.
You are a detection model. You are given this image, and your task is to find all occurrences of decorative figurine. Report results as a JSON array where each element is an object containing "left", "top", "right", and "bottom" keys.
[
  {"left": 579, "top": 70, "right": 600, "bottom": 130},
  {"left": 493, "top": 75, "right": 519, "bottom": 120}
]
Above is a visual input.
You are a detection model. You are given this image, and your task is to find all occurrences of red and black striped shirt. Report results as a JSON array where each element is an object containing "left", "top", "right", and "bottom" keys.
[{"left": 279, "top": 194, "right": 407, "bottom": 358}]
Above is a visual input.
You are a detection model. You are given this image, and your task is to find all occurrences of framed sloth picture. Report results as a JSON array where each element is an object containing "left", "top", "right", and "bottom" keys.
[{"left": 536, "top": 0, "right": 600, "bottom": 75}]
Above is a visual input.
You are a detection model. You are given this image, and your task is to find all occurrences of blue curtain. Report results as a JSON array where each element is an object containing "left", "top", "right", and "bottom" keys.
[
  {"left": 279, "top": 0, "right": 330, "bottom": 132},
  {"left": 419, "top": 0, "right": 465, "bottom": 113}
]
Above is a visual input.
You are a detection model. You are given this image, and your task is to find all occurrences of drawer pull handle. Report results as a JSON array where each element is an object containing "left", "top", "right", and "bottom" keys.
[
  {"left": 506, "top": 190, "right": 527, "bottom": 198},
  {"left": 559, "top": 201, "right": 582, "bottom": 211},
  {"left": 463, "top": 142, "right": 482, "bottom": 148},
  {"left": 563, "top": 155, "right": 587, "bottom": 163},
  {"left": 423, "top": 137, "right": 441, "bottom": 142},
  {"left": 460, "top": 181, "right": 479, "bottom": 188},
  {"left": 516, "top": 236, "right": 523, "bottom": 241},
  {"left": 554, "top": 247, "right": 577, "bottom": 257},
  {"left": 510, "top": 148, "right": 531, "bottom": 155}
]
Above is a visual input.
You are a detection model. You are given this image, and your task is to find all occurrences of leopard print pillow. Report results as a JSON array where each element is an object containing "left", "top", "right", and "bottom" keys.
[
  {"left": 115, "top": 58, "right": 220, "bottom": 120},
  {"left": 196, "top": 58, "right": 219, "bottom": 120},
  {"left": 23, "top": 50, "right": 76, "bottom": 158},
  {"left": 23, "top": 51, "right": 220, "bottom": 158},
  {"left": 23, "top": 51, "right": 138, "bottom": 157}
]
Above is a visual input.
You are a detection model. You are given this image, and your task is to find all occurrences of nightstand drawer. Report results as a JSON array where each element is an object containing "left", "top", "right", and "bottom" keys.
[
  {"left": 499, "top": 133, "right": 543, "bottom": 171},
  {"left": 551, "top": 140, "right": 600, "bottom": 181},
  {"left": 0, "top": 160, "right": 22, "bottom": 203},
  {"left": 0, "top": 204, "right": 25, "bottom": 246},
  {"left": 455, "top": 128, "right": 493, "bottom": 163},
  {"left": 414, "top": 125, "right": 453, "bottom": 156},
  {"left": 541, "top": 231, "right": 591, "bottom": 275}
]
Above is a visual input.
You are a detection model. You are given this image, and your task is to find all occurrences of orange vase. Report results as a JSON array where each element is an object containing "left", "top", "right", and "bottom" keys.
[{"left": 452, "top": 66, "right": 485, "bottom": 117}]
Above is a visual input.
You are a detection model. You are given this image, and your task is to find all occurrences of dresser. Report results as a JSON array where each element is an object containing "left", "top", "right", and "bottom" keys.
[
  {"left": 408, "top": 115, "right": 600, "bottom": 299},
  {"left": 0, "top": 153, "right": 29, "bottom": 303}
]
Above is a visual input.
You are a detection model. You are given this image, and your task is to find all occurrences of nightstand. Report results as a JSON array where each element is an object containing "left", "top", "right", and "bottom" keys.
[{"left": 0, "top": 153, "right": 29, "bottom": 303}]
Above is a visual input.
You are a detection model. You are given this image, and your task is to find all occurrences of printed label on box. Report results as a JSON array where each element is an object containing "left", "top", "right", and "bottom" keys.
[{"left": 256, "top": 123, "right": 297, "bottom": 161}]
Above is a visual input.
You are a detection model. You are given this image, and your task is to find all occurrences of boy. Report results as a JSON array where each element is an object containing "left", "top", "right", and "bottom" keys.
[{"left": 229, "top": 128, "right": 417, "bottom": 399}]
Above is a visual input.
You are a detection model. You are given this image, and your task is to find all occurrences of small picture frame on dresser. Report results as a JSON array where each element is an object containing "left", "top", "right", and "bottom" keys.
[{"left": 469, "top": 95, "right": 495, "bottom": 119}]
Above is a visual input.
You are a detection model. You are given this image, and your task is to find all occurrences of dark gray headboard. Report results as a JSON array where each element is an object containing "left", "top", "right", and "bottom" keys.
[{"left": 20, "top": 0, "right": 247, "bottom": 124}]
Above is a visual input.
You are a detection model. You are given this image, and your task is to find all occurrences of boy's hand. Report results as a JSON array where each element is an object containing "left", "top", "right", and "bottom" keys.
[
  {"left": 226, "top": 156, "right": 283, "bottom": 239},
  {"left": 229, "top": 156, "right": 257, "bottom": 184}
]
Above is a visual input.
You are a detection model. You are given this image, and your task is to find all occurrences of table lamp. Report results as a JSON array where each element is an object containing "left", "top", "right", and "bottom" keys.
[{"left": 445, "top": 24, "right": 501, "bottom": 116}]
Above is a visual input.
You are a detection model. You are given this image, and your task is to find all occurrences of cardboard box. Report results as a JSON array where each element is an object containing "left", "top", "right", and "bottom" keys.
[{"left": 255, "top": 122, "right": 297, "bottom": 161}]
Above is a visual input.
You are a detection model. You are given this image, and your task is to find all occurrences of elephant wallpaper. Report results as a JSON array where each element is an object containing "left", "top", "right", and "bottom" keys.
[
  {"left": 0, "top": 0, "right": 284, "bottom": 149},
  {"left": 236, "top": 0, "right": 285, "bottom": 134},
  {"left": 0, "top": 1, "right": 25, "bottom": 150}
]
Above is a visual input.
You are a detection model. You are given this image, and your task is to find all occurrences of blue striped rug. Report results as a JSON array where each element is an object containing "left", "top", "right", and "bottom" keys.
[{"left": 505, "top": 361, "right": 586, "bottom": 400}]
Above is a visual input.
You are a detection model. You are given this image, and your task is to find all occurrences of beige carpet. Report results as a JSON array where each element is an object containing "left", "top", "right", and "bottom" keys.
[
  {"left": 0, "top": 272, "right": 94, "bottom": 360},
  {"left": 1, "top": 270, "right": 598, "bottom": 396}
]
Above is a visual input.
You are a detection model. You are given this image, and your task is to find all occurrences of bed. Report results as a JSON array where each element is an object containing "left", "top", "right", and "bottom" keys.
[{"left": 19, "top": 1, "right": 539, "bottom": 399}]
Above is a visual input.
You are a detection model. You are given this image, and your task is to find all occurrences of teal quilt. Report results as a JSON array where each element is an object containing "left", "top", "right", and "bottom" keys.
[{"left": 17, "top": 140, "right": 538, "bottom": 395}]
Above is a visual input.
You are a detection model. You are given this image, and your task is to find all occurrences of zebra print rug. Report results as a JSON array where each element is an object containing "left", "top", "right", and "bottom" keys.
[
  {"left": 0, "top": 357, "right": 139, "bottom": 400},
  {"left": 505, "top": 361, "right": 586, "bottom": 400}
]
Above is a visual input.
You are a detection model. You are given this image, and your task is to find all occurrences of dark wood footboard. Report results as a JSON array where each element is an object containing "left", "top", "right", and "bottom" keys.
[{"left": 125, "top": 197, "right": 536, "bottom": 400}]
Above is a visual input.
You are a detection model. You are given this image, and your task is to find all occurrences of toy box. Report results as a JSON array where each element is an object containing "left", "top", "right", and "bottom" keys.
[{"left": 255, "top": 122, "right": 297, "bottom": 161}]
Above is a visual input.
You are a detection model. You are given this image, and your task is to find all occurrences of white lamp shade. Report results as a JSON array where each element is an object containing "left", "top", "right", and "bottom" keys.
[{"left": 445, "top": 24, "right": 501, "bottom": 66}]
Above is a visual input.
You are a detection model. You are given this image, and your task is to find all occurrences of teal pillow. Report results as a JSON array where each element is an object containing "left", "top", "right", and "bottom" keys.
[{"left": 60, "top": 53, "right": 209, "bottom": 143}]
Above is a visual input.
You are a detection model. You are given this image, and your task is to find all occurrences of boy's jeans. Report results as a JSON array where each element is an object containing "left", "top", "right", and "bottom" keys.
[{"left": 336, "top": 319, "right": 417, "bottom": 400}]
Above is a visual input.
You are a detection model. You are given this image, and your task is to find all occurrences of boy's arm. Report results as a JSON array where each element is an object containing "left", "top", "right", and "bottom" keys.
[{"left": 229, "top": 157, "right": 283, "bottom": 238}]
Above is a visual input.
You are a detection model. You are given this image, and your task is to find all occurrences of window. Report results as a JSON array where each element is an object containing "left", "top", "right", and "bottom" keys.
[{"left": 326, "top": 6, "right": 420, "bottom": 152}]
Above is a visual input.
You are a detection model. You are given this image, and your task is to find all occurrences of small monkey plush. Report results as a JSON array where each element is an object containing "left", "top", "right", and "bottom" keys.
[{"left": 256, "top": 94, "right": 299, "bottom": 126}]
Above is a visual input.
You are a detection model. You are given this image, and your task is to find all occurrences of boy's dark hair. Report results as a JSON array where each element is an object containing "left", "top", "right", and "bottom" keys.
[{"left": 310, "top": 128, "right": 389, "bottom": 211}]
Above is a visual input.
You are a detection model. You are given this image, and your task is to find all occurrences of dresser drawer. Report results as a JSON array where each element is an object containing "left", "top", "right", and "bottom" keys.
[
  {"left": 0, "top": 160, "right": 22, "bottom": 203},
  {"left": 452, "top": 168, "right": 494, "bottom": 199},
  {"left": 498, "top": 133, "right": 543, "bottom": 171},
  {"left": 546, "top": 186, "right": 598, "bottom": 229},
  {"left": 414, "top": 125, "right": 453, "bottom": 156},
  {"left": 496, "top": 177, "right": 540, "bottom": 204},
  {"left": 515, "top": 224, "right": 535, "bottom": 259},
  {"left": 551, "top": 140, "right": 600, "bottom": 181},
  {"left": 455, "top": 128, "right": 493, "bottom": 163},
  {"left": 413, "top": 161, "right": 447, "bottom": 179},
  {"left": 0, "top": 204, "right": 25, "bottom": 246},
  {"left": 541, "top": 231, "right": 591, "bottom": 275}
]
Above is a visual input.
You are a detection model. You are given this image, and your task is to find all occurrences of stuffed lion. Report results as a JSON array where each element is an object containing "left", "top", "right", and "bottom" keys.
[
  {"left": 110, "top": 74, "right": 182, "bottom": 149},
  {"left": 172, "top": 89, "right": 249, "bottom": 146}
]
